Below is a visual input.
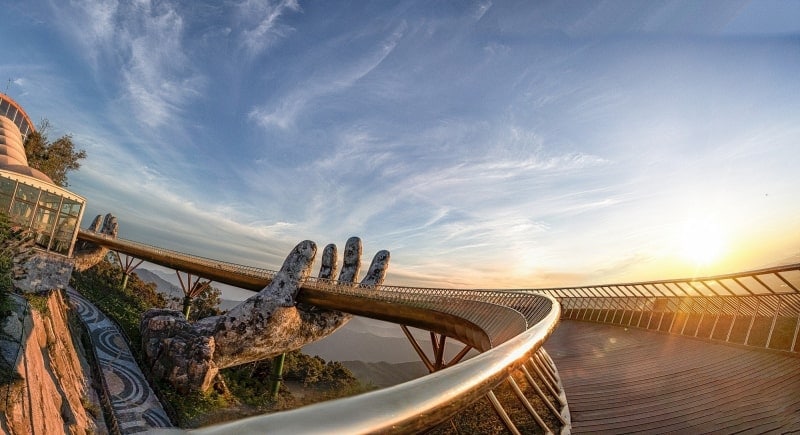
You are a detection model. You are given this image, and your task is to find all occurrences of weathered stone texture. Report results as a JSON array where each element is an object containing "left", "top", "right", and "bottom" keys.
[
  {"left": 140, "top": 237, "right": 390, "bottom": 393},
  {"left": 0, "top": 291, "right": 104, "bottom": 434},
  {"left": 73, "top": 213, "right": 118, "bottom": 272},
  {"left": 140, "top": 309, "right": 218, "bottom": 394},
  {"left": 14, "top": 251, "right": 75, "bottom": 294}
]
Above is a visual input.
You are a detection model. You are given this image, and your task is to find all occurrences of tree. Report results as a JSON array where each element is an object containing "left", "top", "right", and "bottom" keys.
[
  {"left": 188, "top": 285, "right": 224, "bottom": 321},
  {"left": 24, "top": 119, "right": 86, "bottom": 187}
]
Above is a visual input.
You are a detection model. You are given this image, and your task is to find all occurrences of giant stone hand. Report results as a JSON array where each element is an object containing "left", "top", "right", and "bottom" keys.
[
  {"left": 73, "top": 214, "right": 118, "bottom": 271},
  {"left": 140, "top": 237, "right": 389, "bottom": 393}
]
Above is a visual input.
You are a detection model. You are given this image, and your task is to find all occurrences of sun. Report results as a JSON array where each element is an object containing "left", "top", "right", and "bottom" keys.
[{"left": 679, "top": 219, "right": 727, "bottom": 266}]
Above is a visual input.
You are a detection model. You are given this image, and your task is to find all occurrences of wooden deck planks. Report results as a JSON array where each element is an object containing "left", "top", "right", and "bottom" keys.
[{"left": 544, "top": 320, "right": 800, "bottom": 434}]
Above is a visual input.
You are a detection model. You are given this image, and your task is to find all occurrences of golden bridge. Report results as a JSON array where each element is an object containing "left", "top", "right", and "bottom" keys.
[{"left": 77, "top": 229, "right": 800, "bottom": 434}]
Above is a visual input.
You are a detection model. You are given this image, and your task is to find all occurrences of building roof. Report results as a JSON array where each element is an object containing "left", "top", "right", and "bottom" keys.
[{"left": 0, "top": 93, "right": 54, "bottom": 184}]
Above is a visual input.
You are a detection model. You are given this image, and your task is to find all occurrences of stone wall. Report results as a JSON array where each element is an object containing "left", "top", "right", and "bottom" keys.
[
  {"left": 14, "top": 251, "right": 75, "bottom": 294},
  {"left": 0, "top": 291, "right": 105, "bottom": 434}
]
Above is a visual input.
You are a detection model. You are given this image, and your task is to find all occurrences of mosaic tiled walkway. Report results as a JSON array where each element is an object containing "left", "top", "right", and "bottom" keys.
[{"left": 67, "top": 287, "right": 173, "bottom": 433}]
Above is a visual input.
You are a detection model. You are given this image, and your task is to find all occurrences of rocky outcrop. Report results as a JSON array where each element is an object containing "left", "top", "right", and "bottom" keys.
[
  {"left": 14, "top": 251, "right": 75, "bottom": 294},
  {"left": 0, "top": 291, "right": 105, "bottom": 434},
  {"left": 140, "top": 309, "right": 219, "bottom": 393},
  {"left": 141, "top": 237, "right": 390, "bottom": 393}
]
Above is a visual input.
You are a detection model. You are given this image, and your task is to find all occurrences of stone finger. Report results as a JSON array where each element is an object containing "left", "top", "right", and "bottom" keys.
[
  {"left": 337, "top": 237, "right": 362, "bottom": 284},
  {"left": 361, "top": 250, "right": 390, "bottom": 287},
  {"left": 268, "top": 240, "right": 317, "bottom": 301},
  {"left": 102, "top": 213, "right": 119, "bottom": 237},
  {"left": 319, "top": 243, "right": 338, "bottom": 280},
  {"left": 88, "top": 214, "right": 103, "bottom": 232}
]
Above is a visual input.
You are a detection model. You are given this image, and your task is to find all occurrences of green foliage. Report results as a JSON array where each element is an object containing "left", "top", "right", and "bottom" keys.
[
  {"left": 80, "top": 395, "right": 101, "bottom": 419},
  {"left": 71, "top": 258, "right": 167, "bottom": 352},
  {"left": 173, "top": 285, "right": 224, "bottom": 322},
  {"left": 24, "top": 119, "right": 86, "bottom": 187},
  {"left": 222, "top": 350, "right": 370, "bottom": 410},
  {"left": 0, "top": 213, "right": 16, "bottom": 299},
  {"left": 24, "top": 293, "right": 50, "bottom": 315},
  {"left": 0, "top": 254, "right": 13, "bottom": 309},
  {"left": 283, "top": 351, "right": 358, "bottom": 389},
  {"left": 156, "top": 380, "right": 231, "bottom": 428}
]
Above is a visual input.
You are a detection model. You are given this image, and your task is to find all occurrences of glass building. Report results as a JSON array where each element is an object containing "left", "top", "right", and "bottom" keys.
[{"left": 0, "top": 93, "right": 85, "bottom": 257}]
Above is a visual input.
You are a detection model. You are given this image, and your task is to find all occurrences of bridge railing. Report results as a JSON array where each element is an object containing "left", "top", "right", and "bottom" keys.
[
  {"left": 533, "top": 264, "right": 800, "bottom": 354},
  {"left": 175, "top": 294, "right": 563, "bottom": 435}
]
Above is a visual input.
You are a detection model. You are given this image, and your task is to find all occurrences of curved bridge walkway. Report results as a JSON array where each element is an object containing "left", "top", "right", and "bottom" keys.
[
  {"left": 76, "top": 230, "right": 800, "bottom": 433},
  {"left": 547, "top": 320, "right": 800, "bottom": 433}
]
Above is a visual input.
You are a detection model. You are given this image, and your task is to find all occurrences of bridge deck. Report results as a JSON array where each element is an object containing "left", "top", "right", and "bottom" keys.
[{"left": 545, "top": 320, "right": 800, "bottom": 434}]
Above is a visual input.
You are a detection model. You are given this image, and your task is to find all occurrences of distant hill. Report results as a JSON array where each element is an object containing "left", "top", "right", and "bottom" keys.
[
  {"left": 303, "top": 328, "right": 424, "bottom": 363},
  {"left": 134, "top": 269, "right": 183, "bottom": 299},
  {"left": 134, "top": 268, "right": 183, "bottom": 310},
  {"left": 341, "top": 360, "right": 428, "bottom": 388}
]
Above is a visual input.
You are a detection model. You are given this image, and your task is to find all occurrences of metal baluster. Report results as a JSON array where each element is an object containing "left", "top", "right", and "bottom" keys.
[
  {"left": 766, "top": 297, "right": 781, "bottom": 350},
  {"left": 486, "top": 390, "right": 521, "bottom": 435},
  {"left": 744, "top": 297, "right": 761, "bottom": 346}
]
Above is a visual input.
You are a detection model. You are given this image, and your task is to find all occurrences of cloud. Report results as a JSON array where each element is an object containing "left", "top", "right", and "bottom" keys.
[
  {"left": 56, "top": 0, "right": 118, "bottom": 66},
  {"left": 248, "top": 21, "right": 406, "bottom": 130},
  {"left": 52, "top": 1, "right": 204, "bottom": 130},
  {"left": 118, "top": 3, "right": 204, "bottom": 129},
  {"left": 236, "top": 0, "right": 301, "bottom": 57}
]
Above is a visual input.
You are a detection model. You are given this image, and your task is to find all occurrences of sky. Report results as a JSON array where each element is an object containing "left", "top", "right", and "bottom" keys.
[{"left": 1, "top": 0, "right": 799, "bottom": 289}]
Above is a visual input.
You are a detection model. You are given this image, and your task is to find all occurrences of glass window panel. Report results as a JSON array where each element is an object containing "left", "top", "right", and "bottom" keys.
[
  {"left": 34, "top": 232, "right": 51, "bottom": 250},
  {"left": 0, "top": 99, "right": 10, "bottom": 116},
  {"left": 14, "top": 183, "right": 39, "bottom": 202},
  {"left": 61, "top": 200, "right": 81, "bottom": 217},
  {"left": 38, "top": 191, "right": 61, "bottom": 210},
  {"left": 50, "top": 236, "right": 70, "bottom": 255},
  {"left": 10, "top": 201, "right": 34, "bottom": 225},
  {"left": 15, "top": 118, "right": 26, "bottom": 134},
  {"left": 56, "top": 214, "right": 78, "bottom": 236},
  {"left": 33, "top": 207, "right": 57, "bottom": 233},
  {"left": 0, "top": 177, "right": 16, "bottom": 195}
]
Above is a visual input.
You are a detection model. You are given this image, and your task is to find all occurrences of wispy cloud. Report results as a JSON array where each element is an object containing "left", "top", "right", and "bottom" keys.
[
  {"left": 57, "top": 0, "right": 118, "bottom": 67},
  {"left": 248, "top": 21, "right": 406, "bottom": 130},
  {"left": 118, "top": 3, "right": 204, "bottom": 129},
  {"left": 52, "top": 1, "right": 204, "bottom": 130},
  {"left": 236, "top": 0, "right": 301, "bottom": 57}
]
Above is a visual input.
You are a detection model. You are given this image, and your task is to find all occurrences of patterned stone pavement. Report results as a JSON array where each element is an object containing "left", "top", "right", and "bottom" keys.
[{"left": 67, "top": 287, "right": 173, "bottom": 433}]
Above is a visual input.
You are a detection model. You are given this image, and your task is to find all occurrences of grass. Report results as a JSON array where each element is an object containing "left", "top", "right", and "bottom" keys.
[{"left": 23, "top": 293, "right": 50, "bottom": 316}]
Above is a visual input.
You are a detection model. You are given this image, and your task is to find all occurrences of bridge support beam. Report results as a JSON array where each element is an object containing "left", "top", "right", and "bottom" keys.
[
  {"left": 175, "top": 271, "right": 212, "bottom": 320},
  {"left": 113, "top": 252, "right": 144, "bottom": 290},
  {"left": 400, "top": 325, "right": 472, "bottom": 373}
]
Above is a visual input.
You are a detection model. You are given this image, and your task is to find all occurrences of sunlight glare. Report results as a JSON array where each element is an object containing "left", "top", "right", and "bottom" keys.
[{"left": 680, "top": 218, "right": 727, "bottom": 266}]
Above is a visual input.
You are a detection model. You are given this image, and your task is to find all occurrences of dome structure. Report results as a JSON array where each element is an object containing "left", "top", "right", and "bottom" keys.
[
  {"left": 0, "top": 93, "right": 85, "bottom": 257},
  {"left": 0, "top": 95, "right": 53, "bottom": 183}
]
